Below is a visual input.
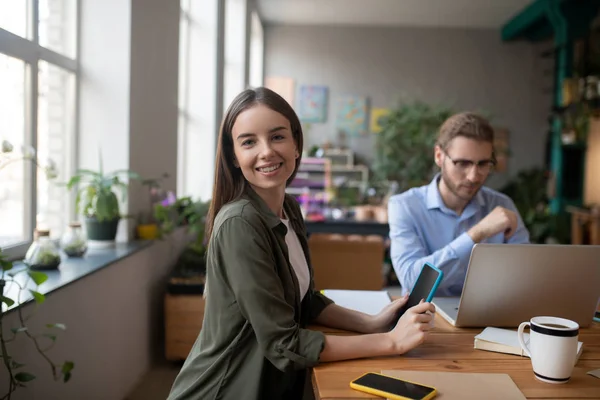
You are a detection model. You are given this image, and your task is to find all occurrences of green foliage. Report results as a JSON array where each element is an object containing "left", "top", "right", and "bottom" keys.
[
  {"left": 373, "top": 100, "right": 455, "bottom": 192},
  {"left": 561, "top": 102, "right": 592, "bottom": 142},
  {"left": 66, "top": 159, "right": 141, "bottom": 222},
  {"left": 155, "top": 197, "right": 211, "bottom": 276},
  {"left": 0, "top": 251, "right": 74, "bottom": 399},
  {"left": 155, "top": 197, "right": 210, "bottom": 247},
  {"left": 499, "top": 168, "right": 571, "bottom": 244}
]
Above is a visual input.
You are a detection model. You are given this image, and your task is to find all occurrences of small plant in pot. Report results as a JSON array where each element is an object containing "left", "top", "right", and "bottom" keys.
[{"left": 66, "top": 162, "right": 141, "bottom": 243}]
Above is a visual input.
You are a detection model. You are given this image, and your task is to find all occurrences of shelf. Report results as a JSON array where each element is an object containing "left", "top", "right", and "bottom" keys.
[{"left": 561, "top": 142, "right": 587, "bottom": 150}]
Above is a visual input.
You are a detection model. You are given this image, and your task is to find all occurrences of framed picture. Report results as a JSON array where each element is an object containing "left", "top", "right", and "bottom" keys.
[
  {"left": 370, "top": 108, "right": 390, "bottom": 134},
  {"left": 297, "top": 85, "right": 328, "bottom": 123},
  {"left": 335, "top": 95, "right": 369, "bottom": 137}
]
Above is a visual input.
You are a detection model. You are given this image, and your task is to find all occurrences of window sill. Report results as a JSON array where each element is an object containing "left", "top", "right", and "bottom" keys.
[{"left": 2, "top": 241, "right": 153, "bottom": 313}]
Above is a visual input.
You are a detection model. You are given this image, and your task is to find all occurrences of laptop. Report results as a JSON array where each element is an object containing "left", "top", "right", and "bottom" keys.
[{"left": 432, "top": 243, "right": 600, "bottom": 328}]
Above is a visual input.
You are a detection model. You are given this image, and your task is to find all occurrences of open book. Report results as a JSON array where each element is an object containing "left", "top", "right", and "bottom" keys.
[
  {"left": 474, "top": 327, "right": 583, "bottom": 360},
  {"left": 321, "top": 289, "right": 392, "bottom": 315}
]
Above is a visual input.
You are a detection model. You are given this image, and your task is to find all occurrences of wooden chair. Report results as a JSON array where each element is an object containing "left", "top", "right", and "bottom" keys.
[{"left": 308, "top": 234, "right": 385, "bottom": 291}]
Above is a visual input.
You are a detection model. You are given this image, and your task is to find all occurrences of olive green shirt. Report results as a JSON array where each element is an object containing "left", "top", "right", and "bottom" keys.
[{"left": 168, "top": 187, "right": 333, "bottom": 400}]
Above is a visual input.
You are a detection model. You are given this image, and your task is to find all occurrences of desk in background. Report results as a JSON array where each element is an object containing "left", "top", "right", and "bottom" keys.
[
  {"left": 311, "top": 314, "right": 600, "bottom": 399},
  {"left": 305, "top": 219, "right": 389, "bottom": 238}
]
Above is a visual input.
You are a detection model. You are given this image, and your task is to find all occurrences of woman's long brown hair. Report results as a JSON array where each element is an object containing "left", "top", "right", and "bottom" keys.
[{"left": 205, "top": 87, "right": 304, "bottom": 242}]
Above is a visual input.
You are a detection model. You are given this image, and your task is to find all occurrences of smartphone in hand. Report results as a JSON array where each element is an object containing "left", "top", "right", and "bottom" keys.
[{"left": 398, "top": 262, "right": 443, "bottom": 318}]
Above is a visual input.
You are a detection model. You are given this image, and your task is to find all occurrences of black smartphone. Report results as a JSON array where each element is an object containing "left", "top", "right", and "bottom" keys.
[
  {"left": 350, "top": 372, "right": 437, "bottom": 400},
  {"left": 398, "top": 262, "right": 443, "bottom": 317}
]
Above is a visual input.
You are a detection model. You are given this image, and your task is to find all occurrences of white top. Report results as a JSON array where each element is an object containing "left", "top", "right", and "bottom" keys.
[{"left": 281, "top": 216, "right": 310, "bottom": 300}]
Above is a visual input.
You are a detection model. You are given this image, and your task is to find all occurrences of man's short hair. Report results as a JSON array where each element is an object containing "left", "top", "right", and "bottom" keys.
[{"left": 436, "top": 112, "right": 494, "bottom": 151}]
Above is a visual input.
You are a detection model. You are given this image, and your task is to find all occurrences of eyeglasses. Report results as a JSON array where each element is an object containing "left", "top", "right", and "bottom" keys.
[{"left": 443, "top": 151, "right": 496, "bottom": 174}]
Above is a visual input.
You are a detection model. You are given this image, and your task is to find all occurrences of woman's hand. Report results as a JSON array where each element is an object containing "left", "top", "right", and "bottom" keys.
[
  {"left": 387, "top": 301, "right": 436, "bottom": 354},
  {"left": 367, "top": 294, "right": 409, "bottom": 333}
]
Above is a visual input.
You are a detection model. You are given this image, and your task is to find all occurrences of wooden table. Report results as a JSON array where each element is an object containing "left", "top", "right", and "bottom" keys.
[{"left": 311, "top": 315, "right": 600, "bottom": 399}]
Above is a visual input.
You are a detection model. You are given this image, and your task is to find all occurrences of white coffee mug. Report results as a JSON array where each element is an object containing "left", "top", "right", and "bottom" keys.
[{"left": 518, "top": 316, "right": 579, "bottom": 384}]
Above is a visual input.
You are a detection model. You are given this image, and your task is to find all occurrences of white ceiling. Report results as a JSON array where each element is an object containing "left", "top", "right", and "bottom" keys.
[{"left": 256, "top": 0, "right": 532, "bottom": 29}]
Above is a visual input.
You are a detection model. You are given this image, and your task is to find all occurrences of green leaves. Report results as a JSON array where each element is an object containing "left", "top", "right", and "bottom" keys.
[
  {"left": 62, "top": 361, "right": 74, "bottom": 382},
  {"left": 0, "top": 256, "right": 13, "bottom": 271},
  {"left": 93, "top": 189, "right": 120, "bottom": 221},
  {"left": 27, "top": 270, "right": 48, "bottom": 285},
  {"left": 29, "top": 290, "right": 45, "bottom": 304},
  {"left": 14, "top": 372, "right": 36, "bottom": 383},
  {"left": 65, "top": 158, "right": 142, "bottom": 220},
  {"left": 43, "top": 333, "right": 57, "bottom": 342},
  {"left": 0, "top": 250, "right": 75, "bottom": 396},
  {"left": 1, "top": 295, "right": 15, "bottom": 307},
  {"left": 373, "top": 100, "right": 455, "bottom": 191}
]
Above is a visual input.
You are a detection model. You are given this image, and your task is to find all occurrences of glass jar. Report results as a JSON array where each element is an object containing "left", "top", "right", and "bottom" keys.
[
  {"left": 60, "top": 222, "right": 88, "bottom": 257},
  {"left": 24, "top": 229, "right": 62, "bottom": 269}
]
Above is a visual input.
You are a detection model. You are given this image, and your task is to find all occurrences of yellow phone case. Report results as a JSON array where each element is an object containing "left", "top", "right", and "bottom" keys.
[{"left": 349, "top": 372, "right": 437, "bottom": 400}]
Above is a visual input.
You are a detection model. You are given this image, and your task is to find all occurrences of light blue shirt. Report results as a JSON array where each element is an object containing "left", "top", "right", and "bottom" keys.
[{"left": 388, "top": 174, "right": 530, "bottom": 297}]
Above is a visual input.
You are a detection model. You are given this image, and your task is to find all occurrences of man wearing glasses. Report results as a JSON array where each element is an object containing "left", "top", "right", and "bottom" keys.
[{"left": 388, "top": 112, "right": 530, "bottom": 296}]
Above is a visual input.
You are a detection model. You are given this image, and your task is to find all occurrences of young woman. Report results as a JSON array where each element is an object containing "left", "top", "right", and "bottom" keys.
[{"left": 168, "top": 87, "right": 435, "bottom": 400}]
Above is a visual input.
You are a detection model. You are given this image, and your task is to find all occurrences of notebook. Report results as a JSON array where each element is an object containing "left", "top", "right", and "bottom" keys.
[
  {"left": 380, "top": 370, "right": 526, "bottom": 399},
  {"left": 321, "top": 289, "right": 391, "bottom": 315},
  {"left": 474, "top": 327, "right": 583, "bottom": 360}
]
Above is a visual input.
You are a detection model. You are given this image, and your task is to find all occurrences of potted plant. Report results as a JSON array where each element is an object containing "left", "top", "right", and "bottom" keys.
[
  {"left": 66, "top": 159, "right": 141, "bottom": 242},
  {"left": 373, "top": 100, "right": 455, "bottom": 192}
]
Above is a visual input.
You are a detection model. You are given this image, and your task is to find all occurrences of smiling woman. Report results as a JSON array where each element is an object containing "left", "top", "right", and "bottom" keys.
[
  {"left": 167, "top": 88, "right": 436, "bottom": 400},
  {"left": 205, "top": 87, "right": 304, "bottom": 238},
  {"left": 231, "top": 105, "right": 300, "bottom": 214}
]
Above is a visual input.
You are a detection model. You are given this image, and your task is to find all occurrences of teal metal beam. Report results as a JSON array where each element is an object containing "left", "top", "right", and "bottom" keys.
[
  {"left": 546, "top": 0, "right": 571, "bottom": 213},
  {"left": 501, "top": 0, "right": 551, "bottom": 42},
  {"left": 501, "top": 0, "right": 600, "bottom": 214},
  {"left": 502, "top": 0, "right": 600, "bottom": 43}
]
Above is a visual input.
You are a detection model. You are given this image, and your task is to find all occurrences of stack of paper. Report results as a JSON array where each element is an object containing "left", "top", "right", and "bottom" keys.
[
  {"left": 474, "top": 327, "right": 583, "bottom": 360},
  {"left": 321, "top": 289, "right": 392, "bottom": 315},
  {"left": 381, "top": 370, "right": 526, "bottom": 399}
]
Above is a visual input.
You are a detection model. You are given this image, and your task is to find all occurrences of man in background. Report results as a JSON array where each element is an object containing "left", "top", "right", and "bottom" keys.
[{"left": 388, "top": 112, "right": 530, "bottom": 296}]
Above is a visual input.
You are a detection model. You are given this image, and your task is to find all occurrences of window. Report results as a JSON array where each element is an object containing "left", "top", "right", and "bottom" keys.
[
  {"left": 39, "top": 0, "right": 77, "bottom": 59},
  {"left": 177, "top": 0, "right": 218, "bottom": 201},
  {"left": 0, "top": 0, "right": 78, "bottom": 258},
  {"left": 0, "top": 55, "right": 27, "bottom": 250},
  {"left": 223, "top": 0, "right": 247, "bottom": 108},
  {"left": 249, "top": 10, "right": 264, "bottom": 88},
  {"left": 0, "top": 1, "right": 30, "bottom": 39}
]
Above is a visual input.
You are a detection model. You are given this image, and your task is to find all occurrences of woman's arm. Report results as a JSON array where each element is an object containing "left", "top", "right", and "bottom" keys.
[
  {"left": 320, "top": 302, "right": 435, "bottom": 362},
  {"left": 314, "top": 295, "right": 409, "bottom": 334},
  {"left": 314, "top": 303, "right": 374, "bottom": 333}
]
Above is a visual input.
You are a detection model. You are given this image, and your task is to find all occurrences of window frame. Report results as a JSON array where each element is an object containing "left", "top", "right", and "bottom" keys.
[{"left": 0, "top": 0, "right": 79, "bottom": 261}]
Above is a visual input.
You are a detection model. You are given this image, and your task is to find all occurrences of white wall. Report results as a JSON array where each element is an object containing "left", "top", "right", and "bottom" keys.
[
  {"left": 264, "top": 25, "right": 552, "bottom": 188},
  {"left": 79, "top": 0, "right": 180, "bottom": 240},
  {"left": 128, "top": 0, "right": 180, "bottom": 217},
  {"left": 78, "top": 0, "right": 131, "bottom": 175}
]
